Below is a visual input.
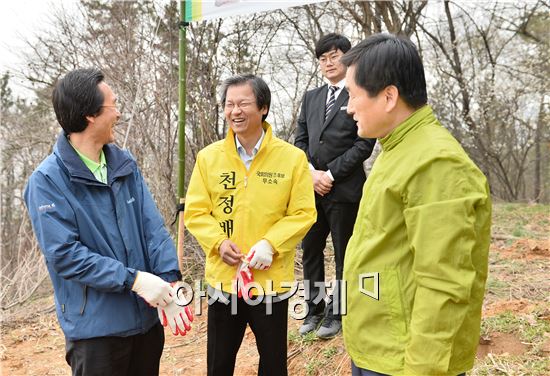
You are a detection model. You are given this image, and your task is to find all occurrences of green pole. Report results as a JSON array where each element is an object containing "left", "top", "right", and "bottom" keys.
[
  {"left": 177, "top": 0, "right": 187, "bottom": 271},
  {"left": 178, "top": 0, "right": 186, "bottom": 199}
]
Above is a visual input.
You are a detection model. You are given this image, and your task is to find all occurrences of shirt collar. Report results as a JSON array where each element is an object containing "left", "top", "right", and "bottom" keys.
[
  {"left": 327, "top": 78, "right": 346, "bottom": 91},
  {"left": 69, "top": 140, "right": 107, "bottom": 172},
  {"left": 235, "top": 128, "right": 265, "bottom": 157}
]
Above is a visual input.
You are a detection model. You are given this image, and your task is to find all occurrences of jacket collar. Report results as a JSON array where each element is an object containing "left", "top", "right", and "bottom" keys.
[
  {"left": 54, "top": 131, "right": 136, "bottom": 185},
  {"left": 224, "top": 121, "right": 273, "bottom": 156},
  {"left": 379, "top": 105, "right": 436, "bottom": 152}
]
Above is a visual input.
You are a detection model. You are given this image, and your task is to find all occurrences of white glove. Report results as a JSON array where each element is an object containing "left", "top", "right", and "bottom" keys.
[
  {"left": 158, "top": 285, "right": 193, "bottom": 336},
  {"left": 247, "top": 239, "right": 274, "bottom": 270},
  {"left": 131, "top": 271, "right": 173, "bottom": 307}
]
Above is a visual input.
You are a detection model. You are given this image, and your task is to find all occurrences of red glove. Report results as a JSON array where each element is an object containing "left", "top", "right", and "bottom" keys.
[
  {"left": 235, "top": 257, "right": 254, "bottom": 299},
  {"left": 158, "top": 284, "right": 193, "bottom": 336}
]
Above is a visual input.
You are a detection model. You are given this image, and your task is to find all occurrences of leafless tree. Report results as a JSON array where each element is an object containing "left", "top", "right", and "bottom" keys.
[
  {"left": 418, "top": 0, "right": 549, "bottom": 201},
  {"left": 2, "top": 0, "right": 548, "bottom": 310}
]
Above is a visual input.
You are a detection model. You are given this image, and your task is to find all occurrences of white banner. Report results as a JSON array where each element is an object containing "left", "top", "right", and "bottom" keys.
[{"left": 186, "top": 0, "right": 328, "bottom": 22}]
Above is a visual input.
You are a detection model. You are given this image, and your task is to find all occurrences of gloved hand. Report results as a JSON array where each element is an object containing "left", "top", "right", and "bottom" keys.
[
  {"left": 235, "top": 260, "right": 254, "bottom": 299},
  {"left": 131, "top": 271, "right": 173, "bottom": 307},
  {"left": 158, "top": 285, "right": 193, "bottom": 336},
  {"left": 247, "top": 239, "right": 274, "bottom": 270}
]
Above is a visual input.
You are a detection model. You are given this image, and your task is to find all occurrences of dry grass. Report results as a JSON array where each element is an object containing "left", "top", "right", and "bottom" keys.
[{"left": 0, "top": 203, "right": 548, "bottom": 375}]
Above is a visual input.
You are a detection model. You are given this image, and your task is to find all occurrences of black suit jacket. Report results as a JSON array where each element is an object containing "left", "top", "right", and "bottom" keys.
[{"left": 295, "top": 84, "right": 375, "bottom": 203}]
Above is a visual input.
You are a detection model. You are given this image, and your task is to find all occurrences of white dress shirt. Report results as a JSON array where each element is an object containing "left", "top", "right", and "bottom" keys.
[{"left": 235, "top": 129, "right": 265, "bottom": 171}]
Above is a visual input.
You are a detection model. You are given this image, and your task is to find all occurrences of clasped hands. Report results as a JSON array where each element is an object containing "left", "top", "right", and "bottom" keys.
[{"left": 311, "top": 169, "right": 333, "bottom": 196}]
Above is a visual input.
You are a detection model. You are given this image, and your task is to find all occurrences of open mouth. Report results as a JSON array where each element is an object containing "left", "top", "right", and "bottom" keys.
[{"left": 232, "top": 118, "right": 245, "bottom": 125}]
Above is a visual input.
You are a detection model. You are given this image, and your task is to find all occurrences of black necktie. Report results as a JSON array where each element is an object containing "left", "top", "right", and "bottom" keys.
[{"left": 325, "top": 85, "right": 338, "bottom": 120}]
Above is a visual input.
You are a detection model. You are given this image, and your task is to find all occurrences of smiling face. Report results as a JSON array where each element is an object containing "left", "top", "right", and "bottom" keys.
[
  {"left": 345, "top": 65, "right": 391, "bottom": 139},
  {"left": 224, "top": 83, "right": 267, "bottom": 139},
  {"left": 87, "top": 82, "right": 120, "bottom": 145},
  {"left": 319, "top": 48, "right": 347, "bottom": 84}
]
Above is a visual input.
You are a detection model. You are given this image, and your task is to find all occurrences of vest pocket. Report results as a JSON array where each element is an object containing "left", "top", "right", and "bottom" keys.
[
  {"left": 59, "top": 283, "right": 87, "bottom": 317},
  {"left": 79, "top": 285, "right": 88, "bottom": 315},
  {"left": 381, "top": 270, "right": 409, "bottom": 341}
]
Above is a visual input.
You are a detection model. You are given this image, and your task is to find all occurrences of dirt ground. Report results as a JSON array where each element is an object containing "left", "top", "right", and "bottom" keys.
[
  {"left": 0, "top": 289, "right": 352, "bottom": 376},
  {"left": 1, "top": 203, "right": 549, "bottom": 375}
]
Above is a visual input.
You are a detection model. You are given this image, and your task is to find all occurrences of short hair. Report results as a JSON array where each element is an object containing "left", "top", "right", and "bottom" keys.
[
  {"left": 340, "top": 33, "right": 427, "bottom": 109},
  {"left": 52, "top": 68, "right": 105, "bottom": 134},
  {"left": 315, "top": 33, "right": 351, "bottom": 59},
  {"left": 220, "top": 74, "right": 271, "bottom": 122}
]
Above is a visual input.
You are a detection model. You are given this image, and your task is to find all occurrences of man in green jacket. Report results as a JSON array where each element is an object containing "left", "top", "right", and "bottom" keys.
[{"left": 341, "top": 34, "right": 491, "bottom": 375}]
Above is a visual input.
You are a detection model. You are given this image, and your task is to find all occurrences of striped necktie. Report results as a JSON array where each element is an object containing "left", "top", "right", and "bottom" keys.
[{"left": 325, "top": 85, "right": 338, "bottom": 120}]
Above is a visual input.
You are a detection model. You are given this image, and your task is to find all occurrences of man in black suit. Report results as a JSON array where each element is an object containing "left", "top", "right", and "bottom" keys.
[{"left": 295, "top": 33, "right": 375, "bottom": 339}]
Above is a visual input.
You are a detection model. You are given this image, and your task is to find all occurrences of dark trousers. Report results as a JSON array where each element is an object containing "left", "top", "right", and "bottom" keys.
[
  {"left": 302, "top": 199, "right": 359, "bottom": 319},
  {"left": 351, "top": 361, "right": 466, "bottom": 376},
  {"left": 65, "top": 322, "right": 164, "bottom": 376},
  {"left": 207, "top": 297, "right": 289, "bottom": 376},
  {"left": 351, "top": 362, "right": 390, "bottom": 376}
]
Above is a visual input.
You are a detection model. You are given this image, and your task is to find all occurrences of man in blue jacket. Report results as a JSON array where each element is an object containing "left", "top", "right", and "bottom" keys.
[{"left": 24, "top": 68, "right": 192, "bottom": 375}]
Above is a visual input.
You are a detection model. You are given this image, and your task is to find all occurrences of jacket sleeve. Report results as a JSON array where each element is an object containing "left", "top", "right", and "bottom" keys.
[
  {"left": 24, "top": 172, "right": 134, "bottom": 292},
  {"left": 183, "top": 153, "right": 228, "bottom": 258},
  {"left": 326, "top": 136, "right": 375, "bottom": 181},
  {"left": 138, "top": 169, "right": 181, "bottom": 283},
  {"left": 294, "top": 92, "right": 310, "bottom": 160},
  {"left": 262, "top": 152, "right": 316, "bottom": 254},
  {"left": 402, "top": 156, "right": 491, "bottom": 374}
]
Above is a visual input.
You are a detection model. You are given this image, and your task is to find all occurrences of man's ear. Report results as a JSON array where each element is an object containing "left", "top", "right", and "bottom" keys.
[
  {"left": 85, "top": 115, "right": 95, "bottom": 126},
  {"left": 384, "top": 85, "right": 399, "bottom": 112}
]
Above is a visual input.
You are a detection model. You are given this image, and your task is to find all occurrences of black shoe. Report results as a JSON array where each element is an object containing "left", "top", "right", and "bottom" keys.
[
  {"left": 316, "top": 317, "right": 341, "bottom": 339},
  {"left": 299, "top": 313, "right": 324, "bottom": 335}
]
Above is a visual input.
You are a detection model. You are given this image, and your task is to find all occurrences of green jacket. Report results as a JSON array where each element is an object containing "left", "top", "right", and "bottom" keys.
[{"left": 343, "top": 105, "right": 491, "bottom": 375}]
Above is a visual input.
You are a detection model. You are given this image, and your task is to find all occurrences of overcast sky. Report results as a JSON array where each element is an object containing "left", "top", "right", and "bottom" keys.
[{"left": 0, "top": 0, "right": 77, "bottom": 96}]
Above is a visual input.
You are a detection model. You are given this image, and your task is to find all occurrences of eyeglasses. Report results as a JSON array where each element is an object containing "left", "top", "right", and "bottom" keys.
[
  {"left": 319, "top": 53, "right": 343, "bottom": 65},
  {"left": 224, "top": 102, "right": 254, "bottom": 111}
]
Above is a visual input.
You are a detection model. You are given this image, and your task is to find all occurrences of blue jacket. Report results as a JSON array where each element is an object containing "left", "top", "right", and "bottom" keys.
[{"left": 24, "top": 133, "right": 181, "bottom": 341}]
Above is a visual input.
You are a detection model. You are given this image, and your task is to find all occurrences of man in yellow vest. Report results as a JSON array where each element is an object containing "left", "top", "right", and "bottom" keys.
[
  {"left": 184, "top": 74, "right": 316, "bottom": 376},
  {"left": 341, "top": 34, "right": 491, "bottom": 376}
]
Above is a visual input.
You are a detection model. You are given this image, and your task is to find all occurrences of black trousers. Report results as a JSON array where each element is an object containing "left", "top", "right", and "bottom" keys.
[
  {"left": 65, "top": 322, "right": 164, "bottom": 376},
  {"left": 302, "top": 199, "right": 359, "bottom": 319},
  {"left": 207, "top": 297, "right": 289, "bottom": 376}
]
